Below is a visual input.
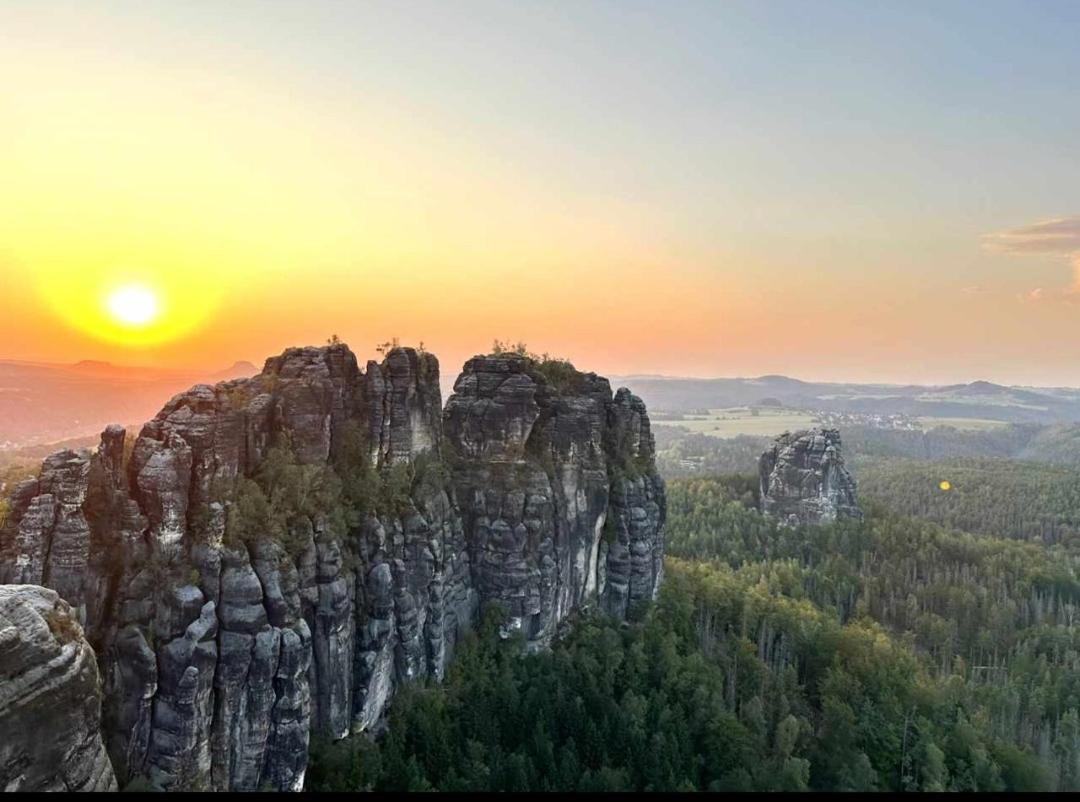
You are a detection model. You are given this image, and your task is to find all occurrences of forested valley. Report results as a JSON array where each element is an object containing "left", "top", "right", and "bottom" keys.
[{"left": 308, "top": 458, "right": 1080, "bottom": 792}]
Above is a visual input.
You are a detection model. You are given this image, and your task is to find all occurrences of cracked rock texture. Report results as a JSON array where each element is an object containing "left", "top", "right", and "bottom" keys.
[
  {"left": 0, "top": 585, "right": 117, "bottom": 792},
  {"left": 0, "top": 343, "right": 665, "bottom": 791},
  {"left": 759, "top": 428, "right": 862, "bottom": 526}
]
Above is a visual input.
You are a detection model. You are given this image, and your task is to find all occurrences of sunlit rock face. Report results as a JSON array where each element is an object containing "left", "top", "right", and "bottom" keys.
[
  {"left": 0, "top": 585, "right": 118, "bottom": 792},
  {"left": 759, "top": 428, "right": 862, "bottom": 526},
  {"left": 0, "top": 343, "right": 666, "bottom": 791}
]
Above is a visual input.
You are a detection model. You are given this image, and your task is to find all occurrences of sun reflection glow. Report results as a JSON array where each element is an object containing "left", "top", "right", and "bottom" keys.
[
  {"left": 34, "top": 265, "right": 224, "bottom": 350},
  {"left": 106, "top": 285, "right": 160, "bottom": 327}
]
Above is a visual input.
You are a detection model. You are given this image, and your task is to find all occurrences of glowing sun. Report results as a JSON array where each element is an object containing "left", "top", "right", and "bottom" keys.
[{"left": 106, "top": 285, "right": 160, "bottom": 327}]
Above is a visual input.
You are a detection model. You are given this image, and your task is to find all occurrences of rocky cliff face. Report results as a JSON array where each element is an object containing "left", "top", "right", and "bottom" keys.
[
  {"left": 445, "top": 355, "right": 665, "bottom": 643},
  {"left": 759, "top": 428, "right": 861, "bottom": 526},
  {"left": 0, "top": 585, "right": 117, "bottom": 792},
  {"left": 0, "top": 343, "right": 665, "bottom": 791}
]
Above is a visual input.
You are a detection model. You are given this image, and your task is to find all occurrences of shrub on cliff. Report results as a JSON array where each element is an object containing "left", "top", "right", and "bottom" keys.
[
  {"left": 223, "top": 444, "right": 345, "bottom": 557},
  {"left": 491, "top": 339, "right": 584, "bottom": 394}
]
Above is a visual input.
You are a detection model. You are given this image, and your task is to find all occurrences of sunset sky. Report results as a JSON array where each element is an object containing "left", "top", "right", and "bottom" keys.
[{"left": 2, "top": 0, "right": 1079, "bottom": 386}]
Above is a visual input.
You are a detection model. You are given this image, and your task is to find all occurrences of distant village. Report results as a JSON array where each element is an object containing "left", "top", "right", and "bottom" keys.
[
  {"left": 812, "top": 411, "right": 920, "bottom": 430},
  {"left": 652, "top": 407, "right": 922, "bottom": 431}
]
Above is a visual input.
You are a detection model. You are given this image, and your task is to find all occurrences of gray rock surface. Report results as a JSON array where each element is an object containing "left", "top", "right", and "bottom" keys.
[
  {"left": 0, "top": 585, "right": 117, "bottom": 792},
  {"left": 445, "top": 355, "right": 666, "bottom": 642},
  {"left": 0, "top": 343, "right": 666, "bottom": 791},
  {"left": 759, "top": 428, "right": 862, "bottom": 526}
]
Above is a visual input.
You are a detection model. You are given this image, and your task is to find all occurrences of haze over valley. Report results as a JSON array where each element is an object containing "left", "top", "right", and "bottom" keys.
[
  {"left": 9, "top": 357, "right": 1080, "bottom": 452},
  {"left": 0, "top": 358, "right": 257, "bottom": 448}
]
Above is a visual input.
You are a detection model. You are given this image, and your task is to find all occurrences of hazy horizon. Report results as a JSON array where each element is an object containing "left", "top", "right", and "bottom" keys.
[{"left": 11, "top": 345, "right": 1080, "bottom": 392}]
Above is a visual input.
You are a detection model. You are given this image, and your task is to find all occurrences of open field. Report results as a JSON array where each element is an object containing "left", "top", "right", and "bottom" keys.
[
  {"left": 653, "top": 408, "right": 1015, "bottom": 439},
  {"left": 654, "top": 407, "right": 818, "bottom": 438}
]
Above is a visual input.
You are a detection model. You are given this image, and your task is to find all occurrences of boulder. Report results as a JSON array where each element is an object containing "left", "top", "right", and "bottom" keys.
[{"left": 0, "top": 585, "right": 117, "bottom": 792}]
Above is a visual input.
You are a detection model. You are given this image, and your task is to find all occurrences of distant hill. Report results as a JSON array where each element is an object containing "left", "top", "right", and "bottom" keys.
[
  {"left": 611, "top": 374, "right": 1080, "bottom": 425},
  {"left": 0, "top": 359, "right": 257, "bottom": 448}
]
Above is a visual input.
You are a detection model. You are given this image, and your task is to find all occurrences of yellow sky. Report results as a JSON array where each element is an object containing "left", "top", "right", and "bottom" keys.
[
  {"left": 2, "top": 2, "right": 1080, "bottom": 386},
  {"left": 0, "top": 22, "right": 742, "bottom": 379}
]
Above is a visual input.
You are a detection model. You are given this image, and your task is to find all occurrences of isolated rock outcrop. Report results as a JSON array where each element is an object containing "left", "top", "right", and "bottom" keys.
[
  {"left": 0, "top": 342, "right": 665, "bottom": 791},
  {"left": 0, "top": 585, "right": 117, "bottom": 792},
  {"left": 759, "top": 428, "right": 861, "bottom": 526}
]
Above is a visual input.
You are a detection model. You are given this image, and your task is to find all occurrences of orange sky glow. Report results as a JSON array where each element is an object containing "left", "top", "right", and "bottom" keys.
[{"left": 3, "top": 3, "right": 1080, "bottom": 387}]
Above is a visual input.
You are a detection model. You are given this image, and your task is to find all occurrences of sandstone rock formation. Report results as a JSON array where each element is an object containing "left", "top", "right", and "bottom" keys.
[
  {"left": 759, "top": 428, "right": 861, "bottom": 526},
  {"left": 0, "top": 585, "right": 117, "bottom": 792},
  {"left": 445, "top": 355, "right": 666, "bottom": 642},
  {"left": 0, "top": 343, "right": 665, "bottom": 791}
]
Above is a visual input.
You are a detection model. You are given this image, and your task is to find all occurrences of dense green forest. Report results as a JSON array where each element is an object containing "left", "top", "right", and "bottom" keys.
[
  {"left": 654, "top": 429, "right": 771, "bottom": 478},
  {"left": 665, "top": 477, "right": 1080, "bottom": 789},
  {"left": 307, "top": 473, "right": 1080, "bottom": 792},
  {"left": 858, "top": 457, "right": 1080, "bottom": 546}
]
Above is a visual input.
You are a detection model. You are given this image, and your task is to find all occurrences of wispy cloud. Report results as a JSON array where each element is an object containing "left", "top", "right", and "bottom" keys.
[
  {"left": 985, "top": 216, "right": 1080, "bottom": 302},
  {"left": 984, "top": 216, "right": 1080, "bottom": 255}
]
